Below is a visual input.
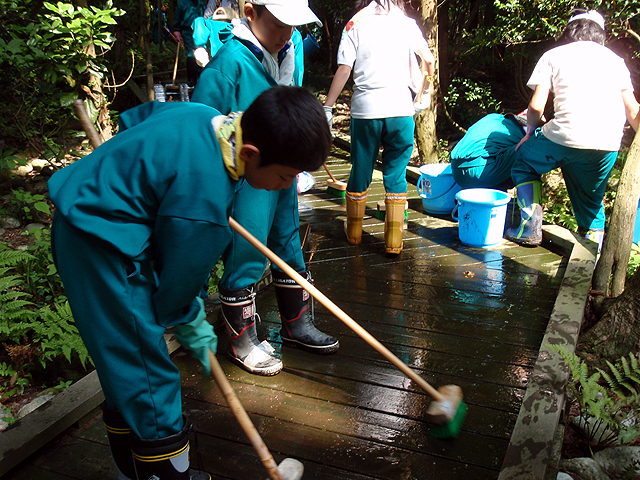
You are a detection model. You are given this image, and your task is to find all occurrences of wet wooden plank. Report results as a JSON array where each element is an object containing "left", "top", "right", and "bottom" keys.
[{"left": 181, "top": 371, "right": 504, "bottom": 478}]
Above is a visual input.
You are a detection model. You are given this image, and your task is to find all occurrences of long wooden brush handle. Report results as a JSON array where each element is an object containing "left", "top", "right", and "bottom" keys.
[
  {"left": 172, "top": 42, "right": 180, "bottom": 86},
  {"left": 228, "top": 217, "right": 445, "bottom": 403},
  {"left": 208, "top": 351, "right": 283, "bottom": 480},
  {"left": 322, "top": 163, "right": 337, "bottom": 183}
]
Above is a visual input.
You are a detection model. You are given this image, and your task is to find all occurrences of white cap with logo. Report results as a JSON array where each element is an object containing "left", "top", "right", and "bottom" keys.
[{"left": 249, "top": 0, "right": 322, "bottom": 27}]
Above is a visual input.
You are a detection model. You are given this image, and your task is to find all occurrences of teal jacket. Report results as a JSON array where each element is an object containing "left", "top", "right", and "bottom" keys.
[
  {"left": 192, "top": 29, "right": 304, "bottom": 112},
  {"left": 48, "top": 102, "right": 239, "bottom": 325}
]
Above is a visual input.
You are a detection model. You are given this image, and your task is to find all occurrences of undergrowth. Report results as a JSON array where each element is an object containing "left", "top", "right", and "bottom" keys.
[{"left": 552, "top": 345, "right": 640, "bottom": 447}]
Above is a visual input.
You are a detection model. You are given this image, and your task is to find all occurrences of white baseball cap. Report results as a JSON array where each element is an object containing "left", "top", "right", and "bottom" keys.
[
  {"left": 249, "top": 0, "right": 322, "bottom": 27},
  {"left": 568, "top": 10, "right": 605, "bottom": 30}
]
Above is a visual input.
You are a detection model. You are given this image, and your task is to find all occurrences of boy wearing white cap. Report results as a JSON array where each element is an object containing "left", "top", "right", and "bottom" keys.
[
  {"left": 506, "top": 8, "right": 639, "bottom": 248},
  {"left": 191, "top": 1, "right": 339, "bottom": 377}
]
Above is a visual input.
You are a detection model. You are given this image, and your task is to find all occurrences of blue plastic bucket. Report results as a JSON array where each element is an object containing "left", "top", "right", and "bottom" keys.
[
  {"left": 418, "top": 163, "right": 462, "bottom": 214},
  {"left": 452, "top": 188, "right": 511, "bottom": 247}
]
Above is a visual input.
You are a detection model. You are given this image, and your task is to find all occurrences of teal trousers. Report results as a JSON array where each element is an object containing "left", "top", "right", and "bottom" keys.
[
  {"left": 51, "top": 214, "right": 186, "bottom": 440},
  {"left": 348, "top": 116, "right": 414, "bottom": 194},
  {"left": 512, "top": 130, "right": 617, "bottom": 230},
  {"left": 220, "top": 181, "right": 306, "bottom": 290}
]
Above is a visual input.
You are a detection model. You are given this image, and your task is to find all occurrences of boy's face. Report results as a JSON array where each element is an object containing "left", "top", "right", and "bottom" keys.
[
  {"left": 246, "top": 4, "right": 295, "bottom": 54},
  {"left": 243, "top": 151, "right": 300, "bottom": 191}
]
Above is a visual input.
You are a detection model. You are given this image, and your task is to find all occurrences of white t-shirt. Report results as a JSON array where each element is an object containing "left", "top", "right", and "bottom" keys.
[
  {"left": 337, "top": 2, "right": 432, "bottom": 119},
  {"left": 527, "top": 41, "right": 633, "bottom": 151}
]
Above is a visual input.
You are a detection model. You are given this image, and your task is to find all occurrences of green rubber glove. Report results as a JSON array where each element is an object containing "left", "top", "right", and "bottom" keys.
[{"left": 173, "top": 297, "right": 218, "bottom": 375}]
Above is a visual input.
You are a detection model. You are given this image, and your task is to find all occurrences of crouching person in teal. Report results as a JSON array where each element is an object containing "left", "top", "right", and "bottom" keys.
[
  {"left": 48, "top": 86, "right": 331, "bottom": 480},
  {"left": 450, "top": 113, "right": 526, "bottom": 191}
]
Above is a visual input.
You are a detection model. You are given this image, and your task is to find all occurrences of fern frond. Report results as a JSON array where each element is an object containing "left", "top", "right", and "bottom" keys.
[
  {"left": 630, "top": 353, "right": 639, "bottom": 373},
  {"left": 0, "top": 249, "right": 35, "bottom": 267}
]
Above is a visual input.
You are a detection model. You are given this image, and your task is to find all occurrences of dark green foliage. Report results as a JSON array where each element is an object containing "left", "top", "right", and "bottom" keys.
[
  {"left": 551, "top": 345, "right": 640, "bottom": 446},
  {"left": 0, "top": 0, "right": 123, "bottom": 154},
  {"left": 444, "top": 78, "right": 502, "bottom": 128},
  {"left": 1, "top": 189, "right": 51, "bottom": 225},
  {"left": 0, "top": 236, "right": 91, "bottom": 400}
]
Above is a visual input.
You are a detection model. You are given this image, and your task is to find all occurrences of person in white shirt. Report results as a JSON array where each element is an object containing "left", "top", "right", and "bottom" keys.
[
  {"left": 324, "top": 0, "right": 435, "bottom": 254},
  {"left": 506, "top": 9, "right": 639, "bottom": 248}
]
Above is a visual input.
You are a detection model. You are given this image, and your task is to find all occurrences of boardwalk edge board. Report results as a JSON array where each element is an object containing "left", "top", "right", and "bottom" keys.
[
  {"left": 0, "top": 335, "right": 180, "bottom": 477},
  {"left": 498, "top": 225, "right": 598, "bottom": 480}
]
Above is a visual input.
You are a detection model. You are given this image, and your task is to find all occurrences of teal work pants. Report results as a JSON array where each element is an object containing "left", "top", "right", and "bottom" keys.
[
  {"left": 450, "top": 113, "right": 523, "bottom": 190},
  {"left": 220, "top": 180, "right": 306, "bottom": 290},
  {"left": 348, "top": 116, "right": 415, "bottom": 194},
  {"left": 51, "top": 214, "right": 184, "bottom": 440},
  {"left": 452, "top": 154, "right": 516, "bottom": 191},
  {"left": 512, "top": 130, "right": 618, "bottom": 230}
]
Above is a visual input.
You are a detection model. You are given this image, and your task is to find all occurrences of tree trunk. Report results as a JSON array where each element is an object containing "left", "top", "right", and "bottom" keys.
[
  {"left": 414, "top": 0, "right": 438, "bottom": 164},
  {"left": 579, "top": 267, "right": 640, "bottom": 366},
  {"left": 75, "top": 0, "right": 113, "bottom": 141},
  {"left": 140, "top": 0, "right": 155, "bottom": 101},
  {"left": 593, "top": 129, "right": 640, "bottom": 298},
  {"left": 437, "top": 0, "right": 449, "bottom": 91}
]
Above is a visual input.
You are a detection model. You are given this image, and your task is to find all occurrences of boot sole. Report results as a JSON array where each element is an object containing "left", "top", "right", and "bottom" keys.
[
  {"left": 505, "top": 234, "right": 542, "bottom": 246},
  {"left": 282, "top": 337, "right": 340, "bottom": 355},
  {"left": 226, "top": 353, "right": 283, "bottom": 376}
]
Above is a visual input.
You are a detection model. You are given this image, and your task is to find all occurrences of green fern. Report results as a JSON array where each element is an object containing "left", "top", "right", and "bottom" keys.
[
  {"left": 0, "top": 247, "right": 92, "bottom": 401},
  {"left": 597, "top": 354, "right": 640, "bottom": 398},
  {"left": 549, "top": 345, "right": 640, "bottom": 446},
  {"left": 35, "top": 302, "right": 92, "bottom": 369}
]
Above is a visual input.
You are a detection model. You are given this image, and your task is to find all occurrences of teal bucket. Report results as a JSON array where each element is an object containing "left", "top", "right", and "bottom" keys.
[
  {"left": 452, "top": 188, "right": 511, "bottom": 247},
  {"left": 417, "top": 163, "right": 462, "bottom": 214}
]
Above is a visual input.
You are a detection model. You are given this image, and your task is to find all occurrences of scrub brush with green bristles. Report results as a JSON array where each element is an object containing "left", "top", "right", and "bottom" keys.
[
  {"left": 427, "top": 385, "right": 468, "bottom": 439},
  {"left": 323, "top": 163, "right": 347, "bottom": 198}
]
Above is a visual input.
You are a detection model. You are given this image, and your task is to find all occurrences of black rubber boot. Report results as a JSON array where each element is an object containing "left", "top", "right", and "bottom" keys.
[
  {"left": 272, "top": 270, "right": 339, "bottom": 354},
  {"left": 102, "top": 405, "right": 135, "bottom": 480},
  {"left": 505, "top": 181, "right": 543, "bottom": 246},
  {"left": 131, "top": 419, "right": 210, "bottom": 480},
  {"left": 219, "top": 286, "right": 283, "bottom": 376}
]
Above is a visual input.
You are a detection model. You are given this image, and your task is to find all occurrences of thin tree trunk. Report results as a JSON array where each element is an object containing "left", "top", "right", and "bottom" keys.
[
  {"left": 414, "top": 0, "right": 438, "bottom": 164},
  {"left": 140, "top": 0, "right": 154, "bottom": 101},
  {"left": 593, "top": 129, "right": 640, "bottom": 299}
]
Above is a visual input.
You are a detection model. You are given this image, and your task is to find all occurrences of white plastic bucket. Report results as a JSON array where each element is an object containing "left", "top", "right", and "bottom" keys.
[
  {"left": 452, "top": 188, "right": 511, "bottom": 247},
  {"left": 417, "top": 163, "right": 462, "bottom": 214}
]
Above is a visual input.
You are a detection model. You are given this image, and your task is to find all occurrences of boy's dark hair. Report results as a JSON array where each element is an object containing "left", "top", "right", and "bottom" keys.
[
  {"left": 557, "top": 8, "right": 606, "bottom": 46},
  {"left": 241, "top": 86, "right": 331, "bottom": 172}
]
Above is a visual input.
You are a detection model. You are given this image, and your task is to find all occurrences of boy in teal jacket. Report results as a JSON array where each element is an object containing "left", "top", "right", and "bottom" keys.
[
  {"left": 49, "top": 87, "right": 330, "bottom": 480},
  {"left": 192, "top": 0, "right": 339, "bottom": 377}
]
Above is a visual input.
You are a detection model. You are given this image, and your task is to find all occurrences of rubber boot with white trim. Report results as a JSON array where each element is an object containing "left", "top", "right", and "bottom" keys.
[
  {"left": 219, "top": 286, "right": 283, "bottom": 376},
  {"left": 272, "top": 269, "right": 339, "bottom": 354},
  {"left": 345, "top": 190, "right": 367, "bottom": 244},
  {"left": 505, "top": 181, "right": 543, "bottom": 246},
  {"left": 103, "top": 405, "right": 135, "bottom": 480},
  {"left": 384, "top": 192, "right": 406, "bottom": 254},
  {"left": 131, "top": 419, "right": 210, "bottom": 480}
]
